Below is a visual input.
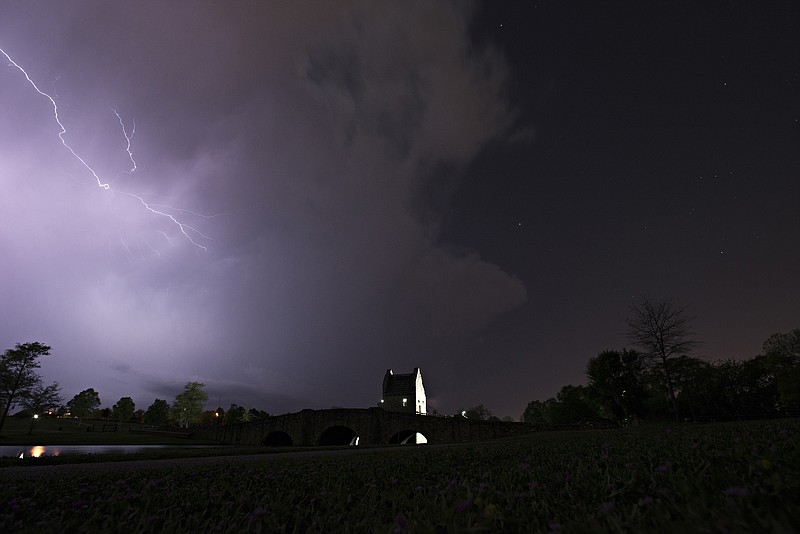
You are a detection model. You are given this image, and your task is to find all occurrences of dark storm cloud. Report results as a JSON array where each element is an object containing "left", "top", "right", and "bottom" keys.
[{"left": 1, "top": 2, "right": 526, "bottom": 412}]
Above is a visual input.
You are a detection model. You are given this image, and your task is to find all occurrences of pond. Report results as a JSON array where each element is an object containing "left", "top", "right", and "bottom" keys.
[{"left": 0, "top": 444, "right": 220, "bottom": 458}]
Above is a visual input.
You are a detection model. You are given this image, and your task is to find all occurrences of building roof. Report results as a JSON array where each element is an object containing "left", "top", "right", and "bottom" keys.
[{"left": 382, "top": 369, "right": 417, "bottom": 397}]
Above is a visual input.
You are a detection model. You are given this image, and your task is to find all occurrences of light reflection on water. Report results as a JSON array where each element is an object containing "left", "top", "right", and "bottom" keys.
[
  {"left": 29, "top": 445, "right": 51, "bottom": 458},
  {"left": 4, "top": 444, "right": 217, "bottom": 458}
]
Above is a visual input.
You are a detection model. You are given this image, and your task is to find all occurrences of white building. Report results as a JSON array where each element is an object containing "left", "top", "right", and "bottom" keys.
[{"left": 380, "top": 368, "right": 426, "bottom": 414}]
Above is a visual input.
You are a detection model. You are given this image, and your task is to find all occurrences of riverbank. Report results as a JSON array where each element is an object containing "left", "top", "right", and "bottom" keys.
[
  {"left": 0, "top": 444, "right": 420, "bottom": 479},
  {"left": 0, "top": 416, "right": 217, "bottom": 446}
]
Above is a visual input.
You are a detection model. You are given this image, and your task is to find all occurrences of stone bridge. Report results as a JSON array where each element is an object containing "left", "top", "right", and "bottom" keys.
[{"left": 206, "top": 408, "right": 533, "bottom": 447}]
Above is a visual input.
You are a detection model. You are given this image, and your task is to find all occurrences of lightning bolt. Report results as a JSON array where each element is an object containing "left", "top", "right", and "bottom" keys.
[
  {"left": 1, "top": 46, "right": 211, "bottom": 252},
  {"left": 114, "top": 108, "right": 137, "bottom": 174}
]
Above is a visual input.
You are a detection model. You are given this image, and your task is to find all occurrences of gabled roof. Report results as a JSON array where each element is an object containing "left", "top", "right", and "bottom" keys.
[{"left": 383, "top": 370, "right": 416, "bottom": 396}]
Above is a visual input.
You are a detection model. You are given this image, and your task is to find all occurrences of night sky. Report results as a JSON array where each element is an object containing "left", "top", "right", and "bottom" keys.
[{"left": 1, "top": 2, "right": 798, "bottom": 419}]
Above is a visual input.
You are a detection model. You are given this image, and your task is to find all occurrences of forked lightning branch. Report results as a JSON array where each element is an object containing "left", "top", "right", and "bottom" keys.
[{"left": 1, "top": 46, "right": 211, "bottom": 252}]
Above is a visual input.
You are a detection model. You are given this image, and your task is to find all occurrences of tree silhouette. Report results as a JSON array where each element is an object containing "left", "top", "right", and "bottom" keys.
[
  {"left": 586, "top": 349, "right": 644, "bottom": 423},
  {"left": 112, "top": 396, "right": 136, "bottom": 423},
  {"left": 144, "top": 399, "right": 170, "bottom": 425},
  {"left": 761, "top": 328, "right": 800, "bottom": 409},
  {"left": 626, "top": 297, "right": 701, "bottom": 421},
  {"left": 20, "top": 382, "right": 63, "bottom": 416},
  {"left": 0, "top": 342, "right": 52, "bottom": 432},
  {"left": 68, "top": 388, "right": 101, "bottom": 421},
  {"left": 172, "top": 382, "right": 208, "bottom": 428}
]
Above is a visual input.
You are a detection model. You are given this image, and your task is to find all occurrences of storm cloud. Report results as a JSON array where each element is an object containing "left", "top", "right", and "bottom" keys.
[{"left": 1, "top": 2, "right": 526, "bottom": 413}]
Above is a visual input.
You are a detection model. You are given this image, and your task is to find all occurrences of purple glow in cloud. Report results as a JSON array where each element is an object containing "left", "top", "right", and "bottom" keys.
[
  {"left": 0, "top": 3, "right": 526, "bottom": 415},
  {"left": 1, "top": 46, "right": 212, "bottom": 252}
]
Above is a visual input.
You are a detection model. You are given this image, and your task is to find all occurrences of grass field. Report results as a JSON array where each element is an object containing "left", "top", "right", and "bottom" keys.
[{"left": 1, "top": 419, "right": 798, "bottom": 532}]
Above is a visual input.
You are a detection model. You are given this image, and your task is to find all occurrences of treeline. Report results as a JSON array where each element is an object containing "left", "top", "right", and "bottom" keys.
[
  {"left": 523, "top": 301, "right": 799, "bottom": 426},
  {"left": 0, "top": 344, "right": 269, "bottom": 432}
]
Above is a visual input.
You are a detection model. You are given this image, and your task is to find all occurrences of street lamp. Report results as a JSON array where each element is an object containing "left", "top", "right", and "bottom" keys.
[{"left": 28, "top": 413, "right": 40, "bottom": 435}]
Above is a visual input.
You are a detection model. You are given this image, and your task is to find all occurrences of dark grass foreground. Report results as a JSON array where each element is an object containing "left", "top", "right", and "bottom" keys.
[{"left": 1, "top": 420, "right": 798, "bottom": 533}]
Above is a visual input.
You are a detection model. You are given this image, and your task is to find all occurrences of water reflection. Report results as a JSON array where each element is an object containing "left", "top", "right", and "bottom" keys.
[
  {"left": 27, "top": 445, "right": 56, "bottom": 458},
  {"left": 4, "top": 444, "right": 218, "bottom": 458}
]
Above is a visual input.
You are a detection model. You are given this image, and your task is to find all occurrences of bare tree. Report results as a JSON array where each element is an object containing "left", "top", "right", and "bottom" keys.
[{"left": 625, "top": 297, "right": 701, "bottom": 420}]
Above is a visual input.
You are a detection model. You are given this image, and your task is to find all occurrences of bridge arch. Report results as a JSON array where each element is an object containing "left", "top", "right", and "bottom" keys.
[
  {"left": 262, "top": 430, "right": 293, "bottom": 446},
  {"left": 319, "top": 425, "right": 360, "bottom": 446},
  {"left": 208, "top": 407, "right": 534, "bottom": 446},
  {"left": 388, "top": 429, "right": 428, "bottom": 445}
]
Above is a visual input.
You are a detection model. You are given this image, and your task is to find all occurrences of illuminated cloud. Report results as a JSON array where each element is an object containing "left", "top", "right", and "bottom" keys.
[{"left": 0, "top": 2, "right": 525, "bottom": 412}]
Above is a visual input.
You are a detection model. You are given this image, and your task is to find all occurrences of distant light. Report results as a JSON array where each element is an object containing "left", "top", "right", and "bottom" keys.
[
  {"left": 33, "top": 414, "right": 39, "bottom": 419},
  {"left": 461, "top": 411, "right": 467, "bottom": 418}
]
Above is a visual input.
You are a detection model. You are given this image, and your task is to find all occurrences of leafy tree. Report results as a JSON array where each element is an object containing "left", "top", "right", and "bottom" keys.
[
  {"left": 222, "top": 403, "right": 250, "bottom": 425},
  {"left": 585, "top": 349, "right": 645, "bottom": 423},
  {"left": 0, "top": 342, "right": 52, "bottom": 432},
  {"left": 696, "top": 358, "right": 773, "bottom": 418},
  {"left": 672, "top": 356, "right": 714, "bottom": 420},
  {"left": 761, "top": 328, "right": 800, "bottom": 409},
  {"left": 144, "top": 399, "right": 170, "bottom": 425},
  {"left": 463, "top": 404, "right": 493, "bottom": 420},
  {"left": 224, "top": 404, "right": 245, "bottom": 425},
  {"left": 677, "top": 357, "right": 727, "bottom": 419},
  {"left": 728, "top": 357, "right": 780, "bottom": 415},
  {"left": 239, "top": 407, "right": 269, "bottom": 422},
  {"left": 199, "top": 409, "right": 221, "bottom": 426},
  {"left": 522, "top": 400, "right": 552, "bottom": 424},
  {"left": 240, "top": 407, "right": 254, "bottom": 422},
  {"left": 249, "top": 408, "right": 270, "bottom": 421},
  {"left": 777, "top": 369, "right": 800, "bottom": 409},
  {"left": 20, "top": 382, "right": 63, "bottom": 416},
  {"left": 550, "top": 385, "right": 599, "bottom": 424},
  {"left": 626, "top": 297, "right": 702, "bottom": 420},
  {"left": 112, "top": 396, "right": 136, "bottom": 423},
  {"left": 67, "top": 388, "right": 101, "bottom": 420},
  {"left": 200, "top": 405, "right": 259, "bottom": 426},
  {"left": 717, "top": 359, "right": 745, "bottom": 410},
  {"left": 762, "top": 329, "right": 800, "bottom": 364},
  {"left": 172, "top": 382, "right": 208, "bottom": 428}
]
